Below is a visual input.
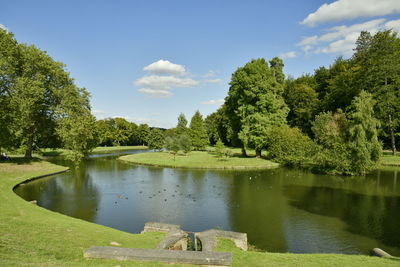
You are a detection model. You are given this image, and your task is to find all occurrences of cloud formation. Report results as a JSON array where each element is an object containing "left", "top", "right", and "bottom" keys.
[
  {"left": 143, "top": 59, "right": 187, "bottom": 76},
  {"left": 297, "top": 18, "right": 400, "bottom": 56},
  {"left": 301, "top": 0, "right": 400, "bottom": 27},
  {"left": 135, "top": 75, "right": 199, "bottom": 90},
  {"left": 202, "top": 99, "right": 225, "bottom": 105},
  {"left": 138, "top": 88, "right": 173, "bottom": 98},
  {"left": 135, "top": 60, "right": 221, "bottom": 98},
  {"left": 279, "top": 51, "right": 297, "bottom": 59}
]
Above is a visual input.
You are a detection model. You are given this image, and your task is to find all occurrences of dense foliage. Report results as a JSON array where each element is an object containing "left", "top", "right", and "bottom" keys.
[
  {"left": 203, "top": 30, "right": 398, "bottom": 175},
  {"left": 189, "top": 111, "right": 208, "bottom": 150},
  {"left": 0, "top": 30, "right": 97, "bottom": 162}
]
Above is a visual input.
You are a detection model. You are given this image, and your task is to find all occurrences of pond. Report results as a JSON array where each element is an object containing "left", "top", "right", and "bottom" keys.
[{"left": 15, "top": 150, "right": 400, "bottom": 255}]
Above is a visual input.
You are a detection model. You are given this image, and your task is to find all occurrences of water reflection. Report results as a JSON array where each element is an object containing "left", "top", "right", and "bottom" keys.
[{"left": 14, "top": 151, "right": 400, "bottom": 255}]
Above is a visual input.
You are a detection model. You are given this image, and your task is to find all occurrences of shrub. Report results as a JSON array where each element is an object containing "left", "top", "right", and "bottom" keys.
[{"left": 267, "top": 125, "right": 314, "bottom": 167}]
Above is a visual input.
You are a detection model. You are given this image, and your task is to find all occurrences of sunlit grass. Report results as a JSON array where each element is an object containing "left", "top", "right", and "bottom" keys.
[{"left": 119, "top": 150, "right": 279, "bottom": 169}]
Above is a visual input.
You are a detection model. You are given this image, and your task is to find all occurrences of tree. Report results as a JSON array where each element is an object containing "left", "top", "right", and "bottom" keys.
[
  {"left": 284, "top": 80, "right": 319, "bottom": 135},
  {"left": 214, "top": 139, "right": 225, "bottom": 159},
  {"left": 205, "top": 105, "right": 232, "bottom": 146},
  {"left": 267, "top": 125, "right": 314, "bottom": 167},
  {"left": 56, "top": 87, "right": 99, "bottom": 164},
  {"left": 178, "top": 134, "right": 192, "bottom": 154},
  {"left": 189, "top": 110, "right": 208, "bottom": 150},
  {"left": 113, "top": 117, "right": 131, "bottom": 145},
  {"left": 147, "top": 128, "right": 165, "bottom": 150},
  {"left": 136, "top": 124, "right": 150, "bottom": 146},
  {"left": 225, "top": 58, "right": 288, "bottom": 157},
  {"left": 346, "top": 91, "right": 382, "bottom": 174},
  {"left": 164, "top": 136, "right": 180, "bottom": 160},
  {"left": 269, "top": 57, "right": 285, "bottom": 84},
  {"left": 176, "top": 113, "right": 188, "bottom": 135},
  {"left": 0, "top": 29, "right": 19, "bottom": 153},
  {"left": 353, "top": 30, "right": 400, "bottom": 155}
]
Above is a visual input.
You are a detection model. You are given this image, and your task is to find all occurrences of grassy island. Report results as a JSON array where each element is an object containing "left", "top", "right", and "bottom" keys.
[
  {"left": 1, "top": 158, "right": 399, "bottom": 266},
  {"left": 119, "top": 150, "right": 279, "bottom": 169}
]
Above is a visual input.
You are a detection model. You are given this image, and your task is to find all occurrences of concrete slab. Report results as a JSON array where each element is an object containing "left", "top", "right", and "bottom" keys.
[
  {"left": 84, "top": 246, "right": 232, "bottom": 266},
  {"left": 157, "top": 229, "right": 188, "bottom": 250},
  {"left": 196, "top": 229, "right": 248, "bottom": 252},
  {"left": 141, "top": 222, "right": 180, "bottom": 233}
]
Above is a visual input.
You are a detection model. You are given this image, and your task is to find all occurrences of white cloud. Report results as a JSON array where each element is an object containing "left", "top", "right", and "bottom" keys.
[
  {"left": 202, "top": 70, "right": 218, "bottom": 78},
  {"left": 203, "top": 78, "right": 222, "bottom": 84},
  {"left": 301, "top": 0, "right": 400, "bottom": 27},
  {"left": 297, "top": 18, "right": 398, "bottom": 56},
  {"left": 135, "top": 59, "right": 221, "bottom": 98},
  {"left": 138, "top": 88, "right": 173, "bottom": 98},
  {"left": 0, "top": 24, "right": 8, "bottom": 32},
  {"left": 202, "top": 99, "right": 225, "bottom": 105},
  {"left": 135, "top": 75, "right": 199, "bottom": 90},
  {"left": 385, "top": 19, "right": 400, "bottom": 32},
  {"left": 143, "top": 59, "right": 187, "bottom": 76},
  {"left": 279, "top": 51, "right": 297, "bottom": 59}
]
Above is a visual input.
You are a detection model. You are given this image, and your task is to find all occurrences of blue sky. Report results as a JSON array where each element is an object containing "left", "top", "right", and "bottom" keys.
[{"left": 1, "top": 0, "right": 400, "bottom": 128}]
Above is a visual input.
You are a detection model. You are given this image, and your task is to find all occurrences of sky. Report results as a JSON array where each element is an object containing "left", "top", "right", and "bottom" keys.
[{"left": 1, "top": 0, "right": 400, "bottom": 128}]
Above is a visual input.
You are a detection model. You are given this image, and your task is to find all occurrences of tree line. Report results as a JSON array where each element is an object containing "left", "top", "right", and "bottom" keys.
[
  {"left": 204, "top": 30, "right": 400, "bottom": 175},
  {"left": 0, "top": 30, "right": 97, "bottom": 162},
  {"left": 2, "top": 28, "right": 399, "bottom": 175}
]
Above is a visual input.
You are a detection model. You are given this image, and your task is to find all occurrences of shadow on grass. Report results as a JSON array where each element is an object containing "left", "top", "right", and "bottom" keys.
[
  {"left": 41, "top": 151, "right": 64, "bottom": 157},
  {"left": 2, "top": 157, "right": 42, "bottom": 165}
]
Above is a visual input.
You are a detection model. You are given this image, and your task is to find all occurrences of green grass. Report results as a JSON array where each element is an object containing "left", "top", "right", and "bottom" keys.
[
  {"left": 1, "top": 158, "right": 399, "bottom": 266},
  {"left": 215, "top": 238, "right": 400, "bottom": 267},
  {"left": 0, "top": 158, "right": 175, "bottom": 266},
  {"left": 381, "top": 152, "right": 400, "bottom": 167},
  {"left": 119, "top": 150, "right": 279, "bottom": 169},
  {"left": 38, "top": 145, "right": 148, "bottom": 157}
]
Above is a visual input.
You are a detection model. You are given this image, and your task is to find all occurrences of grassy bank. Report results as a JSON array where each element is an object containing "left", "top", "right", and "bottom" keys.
[
  {"left": 381, "top": 152, "right": 400, "bottom": 167},
  {"left": 39, "top": 145, "right": 148, "bottom": 157},
  {"left": 1, "top": 158, "right": 399, "bottom": 266},
  {"left": 215, "top": 239, "right": 399, "bottom": 267},
  {"left": 0, "top": 158, "right": 167, "bottom": 266},
  {"left": 119, "top": 150, "right": 279, "bottom": 169}
]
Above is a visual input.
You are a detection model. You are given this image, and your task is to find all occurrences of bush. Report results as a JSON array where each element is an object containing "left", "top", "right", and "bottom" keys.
[{"left": 267, "top": 125, "right": 314, "bottom": 167}]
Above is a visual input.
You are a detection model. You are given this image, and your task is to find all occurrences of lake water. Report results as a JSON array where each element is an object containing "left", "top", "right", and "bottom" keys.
[{"left": 14, "top": 150, "right": 400, "bottom": 255}]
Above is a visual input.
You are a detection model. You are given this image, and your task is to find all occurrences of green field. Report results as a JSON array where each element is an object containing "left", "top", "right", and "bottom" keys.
[
  {"left": 119, "top": 150, "right": 279, "bottom": 169},
  {"left": 381, "top": 152, "right": 400, "bottom": 167},
  {"left": 0, "top": 158, "right": 399, "bottom": 266}
]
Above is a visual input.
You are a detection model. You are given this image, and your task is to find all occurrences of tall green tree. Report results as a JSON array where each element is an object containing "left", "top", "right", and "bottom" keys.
[
  {"left": 189, "top": 110, "right": 208, "bottom": 150},
  {"left": 136, "top": 124, "right": 150, "bottom": 146},
  {"left": 56, "top": 86, "right": 98, "bottom": 163},
  {"left": 9, "top": 43, "right": 76, "bottom": 158},
  {"left": 346, "top": 91, "right": 382, "bottom": 174},
  {"left": 353, "top": 30, "right": 400, "bottom": 155},
  {"left": 269, "top": 57, "right": 285, "bottom": 84},
  {"left": 0, "top": 29, "right": 20, "bottom": 153},
  {"left": 147, "top": 128, "right": 165, "bottom": 150},
  {"left": 225, "top": 58, "right": 288, "bottom": 157},
  {"left": 284, "top": 79, "right": 319, "bottom": 135},
  {"left": 176, "top": 113, "right": 188, "bottom": 135}
]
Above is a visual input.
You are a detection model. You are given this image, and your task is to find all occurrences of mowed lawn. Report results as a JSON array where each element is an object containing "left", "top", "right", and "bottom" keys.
[
  {"left": 381, "top": 152, "right": 400, "bottom": 167},
  {"left": 119, "top": 150, "right": 279, "bottom": 169},
  {"left": 0, "top": 158, "right": 399, "bottom": 266}
]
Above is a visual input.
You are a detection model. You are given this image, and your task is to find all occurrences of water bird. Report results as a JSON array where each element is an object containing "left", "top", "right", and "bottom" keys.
[
  {"left": 153, "top": 194, "right": 156, "bottom": 196},
  {"left": 149, "top": 196, "right": 152, "bottom": 199},
  {"left": 172, "top": 194, "right": 175, "bottom": 197},
  {"left": 139, "top": 191, "right": 142, "bottom": 194},
  {"left": 158, "top": 191, "right": 161, "bottom": 193},
  {"left": 115, "top": 201, "right": 117, "bottom": 204},
  {"left": 163, "top": 189, "right": 166, "bottom": 191},
  {"left": 164, "top": 199, "right": 167, "bottom": 201}
]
